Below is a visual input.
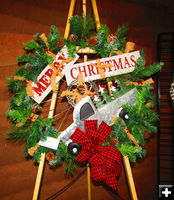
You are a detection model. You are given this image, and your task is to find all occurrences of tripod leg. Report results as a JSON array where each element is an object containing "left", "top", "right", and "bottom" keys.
[
  {"left": 32, "top": 153, "right": 46, "bottom": 200},
  {"left": 32, "top": 83, "right": 59, "bottom": 200},
  {"left": 123, "top": 156, "right": 138, "bottom": 200},
  {"left": 91, "top": 0, "right": 101, "bottom": 29},
  {"left": 64, "top": 0, "right": 76, "bottom": 39}
]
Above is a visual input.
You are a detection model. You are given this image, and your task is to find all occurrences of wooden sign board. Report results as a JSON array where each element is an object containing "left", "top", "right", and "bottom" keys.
[
  {"left": 31, "top": 46, "right": 79, "bottom": 104},
  {"left": 64, "top": 51, "right": 140, "bottom": 85}
]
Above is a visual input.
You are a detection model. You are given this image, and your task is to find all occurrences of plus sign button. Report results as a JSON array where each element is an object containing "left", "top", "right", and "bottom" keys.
[{"left": 159, "top": 185, "right": 173, "bottom": 199}]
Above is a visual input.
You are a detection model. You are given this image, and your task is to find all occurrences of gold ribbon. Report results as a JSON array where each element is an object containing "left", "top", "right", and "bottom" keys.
[
  {"left": 40, "top": 33, "right": 49, "bottom": 47},
  {"left": 125, "top": 78, "right": 154, "bottom": 86},
  {"left": 93, "top": 59, "right": 113, "bottom": 79},
  {"left": 50, "top": 57, "right": 73, "bottom": 92},
  {"left": 61, "top": 72, "right": 94, "bottom": 104},
  {"left": 13, "top": 76, "right": 25, "bottom": 81},
  {"left": 26, "top": 80, "right": 34, "bottom": 97},
  {"left": 114, "top": 41, "right": 135, "bottom": 55},
  {"left": 28, "top": 143, "right": 39, "bottom": 156},
  {"left": 125, "top": 41, "right": 136, "bottom": 53},
  {"left": 40, "top": 33, "right": 57, "bottom": 60},
  {"left": 46, "top": 51, "right": 57, "bottom": 60}
]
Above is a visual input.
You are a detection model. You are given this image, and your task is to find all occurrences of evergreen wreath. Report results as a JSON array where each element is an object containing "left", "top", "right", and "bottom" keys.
[{"left": 6, "top": 15, "right": 163, "bottom": 176}]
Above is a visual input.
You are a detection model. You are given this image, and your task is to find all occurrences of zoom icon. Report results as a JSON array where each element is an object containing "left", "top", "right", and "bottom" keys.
[{"left": 159, "top": 185, "right": 173, "bottom": 199}]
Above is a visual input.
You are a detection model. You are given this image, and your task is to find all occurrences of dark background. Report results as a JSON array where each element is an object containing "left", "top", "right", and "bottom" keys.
[{"left": 0, "top": 0, "right": 174, "bottom": 199}]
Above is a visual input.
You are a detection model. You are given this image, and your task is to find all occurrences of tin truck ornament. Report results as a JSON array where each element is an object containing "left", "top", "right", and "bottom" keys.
[{"left": 39, "top": 88, "right": 137, "bottom": 151}]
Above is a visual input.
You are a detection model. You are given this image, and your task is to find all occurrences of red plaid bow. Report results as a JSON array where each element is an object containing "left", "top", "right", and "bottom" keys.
[{"left": 70, "top": 120, "right": 122, "bottom": 191}]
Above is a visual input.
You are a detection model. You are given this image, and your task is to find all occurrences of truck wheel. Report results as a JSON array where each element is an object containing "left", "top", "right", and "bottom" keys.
[
  {"left": 118, "top": 108, "right": 129, "bottom": 121},
  {"left": 67, "top": 142, "right": 82, "bottom": 156}
]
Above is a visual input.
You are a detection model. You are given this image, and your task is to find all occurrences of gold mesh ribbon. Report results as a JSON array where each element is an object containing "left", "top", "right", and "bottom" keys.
[
  {"left": 28, "top": 143, "right": 39, "bottom": 156},
  {"left": 61, "top": 72, "right": 94, "bottom": 104},
  {"left": 50, "top": 57, "right": 73, "bottom": 92},
  {"left": 13, "top": 76, "right": 25, "bottom": 81},
  {"left": 93, "top": 59, "right": 113, "bottom": 79},
  {"left": 26, "top": 80, "right": 34, "bottom": 97},
  {"left": 125, "top": 78, "right": 154, "bottom": 86},
  {"left": 114, "top": 41, "right": 135, "bottom": 55},
  {"left": 40, "top": 33, "right": 48, "bottom": 47},
  {"left": 40, "top": 33, "right": 56, "bottom": 59}
]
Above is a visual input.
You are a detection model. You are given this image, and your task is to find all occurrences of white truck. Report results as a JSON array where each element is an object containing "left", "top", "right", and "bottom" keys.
[{"left": 39, "top": 88, "right": 137, "bottom": 154}]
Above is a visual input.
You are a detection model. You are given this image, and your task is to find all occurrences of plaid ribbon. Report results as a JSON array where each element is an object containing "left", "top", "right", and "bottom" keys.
[{"left": 70, "top": 120, "right": 122, "bottom": 191}]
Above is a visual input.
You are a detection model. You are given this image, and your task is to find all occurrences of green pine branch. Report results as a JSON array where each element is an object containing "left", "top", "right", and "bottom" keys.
[
  {"left": 7, "top": 77, "right": 25, "bottom": 94},
  {"left": 111, "top": 118, "right": 132, "bottom": 145},
  {"left": 131, "top": 55, "right": 163, "bottom": 80},
  {"left": 115, "top": 24, "right": 128, "bottom": 39},
  {"left": 23, "top": 40, "right": 39, "bottom": 50},
  {"left": 69, "top": 15, "right": 95, "bottom": 39},
  {"left": 47, "top": 25, "right": 60, "bottom": 53},
  {"left": 117, "top": 144, "right": 146, "bottom": 162},
  {"left": 6, "top": 107, "right": 31, "bottom": 124},
  {"left": 6, "top": 122, "right": 31, "bottom": 141},
  {"left": 33, "top": 146, "right": 55, "bottom": 163},
  {"left": 101, "top": 92, "right": 112, "bottom": 103},
  {"left": 17, "top": 42, "right": 53, "bottom": 82},
  {"left": 48, "top": 142, "right": 77, "bottom": 176}
]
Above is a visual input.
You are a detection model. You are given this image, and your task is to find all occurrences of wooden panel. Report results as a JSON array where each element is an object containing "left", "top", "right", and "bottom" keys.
[{"left": 157, "top": 32, "right": 174, "bottom": 186}]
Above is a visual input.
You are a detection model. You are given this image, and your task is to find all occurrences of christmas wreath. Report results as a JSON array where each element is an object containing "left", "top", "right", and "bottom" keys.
[{"left": 6, "top": 15, "right": 163, "bottom": 179}]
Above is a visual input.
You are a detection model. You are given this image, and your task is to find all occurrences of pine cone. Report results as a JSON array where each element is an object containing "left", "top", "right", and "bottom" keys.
[
  {"left": 46, "top": 152, "right": 55, "bottom": 161},
  {"left": 88, "top": 36, "right": 97, "bottom": 46},
  {"left": 57, "top": 38, "right": 65, "bottom": 48},
  {"left": 69, "top": 34, "right": 78, "bottom": 43},
  {"left": 107, "top": 34, "right": 118, "bottom": 42}
]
